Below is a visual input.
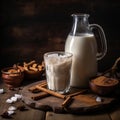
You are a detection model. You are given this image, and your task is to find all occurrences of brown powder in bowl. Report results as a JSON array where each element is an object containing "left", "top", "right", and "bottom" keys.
[{"left": 92, "top": 76, "right": 119, "bottom": 87}]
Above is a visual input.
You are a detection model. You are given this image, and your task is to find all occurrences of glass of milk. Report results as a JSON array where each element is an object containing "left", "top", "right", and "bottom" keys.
[{"left": 44, "top": 51, "right": 73, "bottom": 94}]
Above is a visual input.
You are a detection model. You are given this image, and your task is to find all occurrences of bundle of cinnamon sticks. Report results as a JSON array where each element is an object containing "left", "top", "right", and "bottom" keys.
[{"left": 28, "top": 81, "right": 87, "bottom": 108}]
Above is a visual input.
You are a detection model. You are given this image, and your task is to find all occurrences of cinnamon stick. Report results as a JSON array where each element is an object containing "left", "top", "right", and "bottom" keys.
[
  {"left": 62, "top": 96, "right": 73, "bottom": 108},
  {"left": 40, "top": 83, "right": 47, "bottom": 87},
  {"left": 31, "top": 92, "right": 50, "bottom": 100},
  {"left": 38, "top": 81, "right": 47, "bottom": 86},
  {"left": 28, "top": 81, "right": 47, "bottom": 93},
  {"left": 36, "top": 85, "right": 65, "bottom": 99},
  {"left": 68, "top": 89, "right": 88, "bottom": 97},
  {"left": 62, "top": 90, "right": 87, "bottom": 108},
  {"left": 28, "top": 87, "right": 40, "bottom": 93}
]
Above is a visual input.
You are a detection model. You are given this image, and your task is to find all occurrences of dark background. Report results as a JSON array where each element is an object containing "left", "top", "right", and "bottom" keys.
[{"left": 0, "top": 0, "right": 120, "bottom": 72}]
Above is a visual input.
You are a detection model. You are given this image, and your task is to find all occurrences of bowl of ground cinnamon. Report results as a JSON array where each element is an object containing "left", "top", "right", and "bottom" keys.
[{"left": 89, "top": 76, "right": 119, "bottom": 96}]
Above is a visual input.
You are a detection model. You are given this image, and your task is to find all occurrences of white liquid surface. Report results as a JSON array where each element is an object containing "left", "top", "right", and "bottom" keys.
[{"left": 65, "top": 34, "right": 97, "bottom": 88}]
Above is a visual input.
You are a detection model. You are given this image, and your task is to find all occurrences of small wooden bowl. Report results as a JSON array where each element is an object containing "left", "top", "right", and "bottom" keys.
[
  {"left": 24, "top": 69, "right": 44, "bottom": 80},
  {"left": 89, "top": 76, "right": 119, "bottom": 96},
  {"left": 1, "top": 67, "right": 24, "bottom": 88}
]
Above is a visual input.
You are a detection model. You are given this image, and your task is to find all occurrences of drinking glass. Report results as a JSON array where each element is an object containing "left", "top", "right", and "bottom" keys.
[{"left": 44, "top": 51, "right": 73, "bottom": 94}]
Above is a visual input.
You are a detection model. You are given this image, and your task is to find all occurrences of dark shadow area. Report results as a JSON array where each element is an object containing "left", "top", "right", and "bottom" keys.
[{"left": 0, "top": 0, "right": 120, "bottom": 73}]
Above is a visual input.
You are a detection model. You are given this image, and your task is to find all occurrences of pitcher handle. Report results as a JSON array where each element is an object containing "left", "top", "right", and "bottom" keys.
[{"left": 90, "top": 24, "right": 107, "bottom": 60}]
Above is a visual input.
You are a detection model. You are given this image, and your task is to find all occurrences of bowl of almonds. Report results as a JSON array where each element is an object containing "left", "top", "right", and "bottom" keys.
[
  {"left": 23, "top": 60, "right": 45, "bottom": 80},
  {"left": 1, "top": 65, "right": 24, "bottom": 88}
]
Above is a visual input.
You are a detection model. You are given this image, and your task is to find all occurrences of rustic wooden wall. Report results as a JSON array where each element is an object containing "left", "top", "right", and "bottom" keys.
[{"left": 1, "top": 0, "right": 120, "bottom": 72}]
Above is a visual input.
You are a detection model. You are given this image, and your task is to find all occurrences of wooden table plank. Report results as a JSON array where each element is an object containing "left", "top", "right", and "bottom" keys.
[
  {"left": 0, "top": 82, "right": 19, "bottom": 120},
  {"left": 46, "top": 112, "right": 111, "bottom": 120},
  {"left": 0, "top": 99, "right": 46, "bottom": 120},
  {"left": 14, "top": 108, "right": 45, "bottom": 120},
  {"left": 109, "top": 108, "right": 120, "bottom": 120},
  {"left": 0, "top": 82, "right": 19, "bottom": 109},
  {"left": 0, "top": 82, "right": 46, "bottom": 120}
]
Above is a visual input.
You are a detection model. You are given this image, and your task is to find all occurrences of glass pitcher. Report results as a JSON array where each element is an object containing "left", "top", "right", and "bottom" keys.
[{"left": 65, "top": 13, "right": 107, "bottom": 88}]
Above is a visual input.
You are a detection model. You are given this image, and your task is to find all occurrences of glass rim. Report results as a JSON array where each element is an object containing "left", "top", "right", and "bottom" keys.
[
  {"left": 71, "top": 13, "right": 89, "bottom": 17},
  {"left": 44, "top": 51, "right": 73, "bottom": 58}
]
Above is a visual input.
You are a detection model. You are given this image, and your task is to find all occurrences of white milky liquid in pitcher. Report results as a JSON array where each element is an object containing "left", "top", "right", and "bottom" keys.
[{"left": 65, "top": 34, "right": 97, "bottom": 88}]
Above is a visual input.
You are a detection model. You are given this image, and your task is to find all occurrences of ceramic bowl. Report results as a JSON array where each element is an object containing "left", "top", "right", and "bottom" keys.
[
  {"left": 89, "top": 76, "right": 119, "bottom": 96},
  {"left": 1, "top": 67, "right": 24, "bottom": 88}
]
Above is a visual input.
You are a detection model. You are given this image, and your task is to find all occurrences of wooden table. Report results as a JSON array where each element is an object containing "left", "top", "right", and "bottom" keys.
[{"left": 0, "top": 80, "right": 120, "bottom": 120}]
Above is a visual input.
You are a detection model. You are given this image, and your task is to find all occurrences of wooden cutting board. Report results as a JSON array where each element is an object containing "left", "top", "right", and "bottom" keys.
[{"left": 21, "top": 80, "right": 116, "bottom": 114}]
